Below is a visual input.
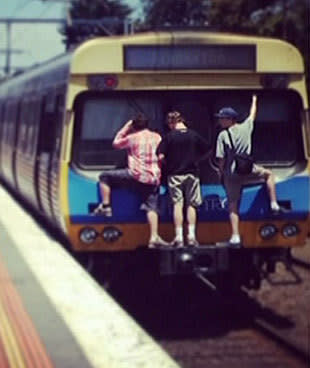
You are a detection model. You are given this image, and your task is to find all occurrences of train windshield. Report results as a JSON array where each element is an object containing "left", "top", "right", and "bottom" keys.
[{"left": 73, "top": 90, "right": 304, "bottom": 182}]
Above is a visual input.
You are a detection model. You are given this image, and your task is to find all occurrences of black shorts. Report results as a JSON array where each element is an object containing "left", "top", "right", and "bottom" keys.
[{"left": 99, "top": 169, "right": 159, "bottom": 213}]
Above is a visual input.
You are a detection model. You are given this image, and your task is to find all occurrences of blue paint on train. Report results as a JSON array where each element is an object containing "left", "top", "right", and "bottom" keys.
[{"left": 68, "top": 169, "right": 310, "bottom": 224}]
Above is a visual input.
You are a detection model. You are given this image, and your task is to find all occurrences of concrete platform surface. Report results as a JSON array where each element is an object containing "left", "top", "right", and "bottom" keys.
[{"left": 0, "top": 185, "right": 180, "bottom": 368}]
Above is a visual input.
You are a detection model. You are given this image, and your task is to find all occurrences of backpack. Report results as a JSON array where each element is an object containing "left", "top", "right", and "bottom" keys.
[{"left": 226, "top": 129, "right": 254, "bottom": 175}]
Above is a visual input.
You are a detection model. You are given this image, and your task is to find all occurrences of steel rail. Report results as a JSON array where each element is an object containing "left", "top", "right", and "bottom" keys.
[
  {"left": 195, "top": 276, "right": 310, "bottom": 366},
  {"left": 253, "top": 317, "right": 309, "bottom": 365},
  {"left": 290, "top": 256, "right": 310, "bottom": 271}
]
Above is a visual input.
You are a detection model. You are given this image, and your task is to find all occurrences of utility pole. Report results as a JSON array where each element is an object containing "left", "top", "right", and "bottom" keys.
[
  {"left": 0, "top": 49, "right": 24, "bottom": 74},
  {"left": 0, "top": 18, "right": 65, "bottom": 75}
]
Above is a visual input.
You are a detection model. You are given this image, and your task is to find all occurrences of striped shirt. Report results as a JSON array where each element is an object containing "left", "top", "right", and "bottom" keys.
[{"left": 113, "top": 122, "right": 162, "bottom": 185}]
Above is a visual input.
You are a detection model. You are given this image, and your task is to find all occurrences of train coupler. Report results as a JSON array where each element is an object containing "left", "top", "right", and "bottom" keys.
[{"left": 159, "top": 243, "right": 230, "bottom": 276}]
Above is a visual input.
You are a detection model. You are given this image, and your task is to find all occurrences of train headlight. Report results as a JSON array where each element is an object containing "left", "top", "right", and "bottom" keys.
[
  {"left": 281, "top": 223, "right": 299, "bottom": 238},
  {"left": 102, "top": 226, "right": 122, "bottom": 243},
  {"left": 79, "top": 227, "right": 98, "bottom": 244},
  {"left": 259, "top": 224, "right": 278, "bottom": 240},
  {"left": 178, "top": 251, "right": 194, "bottom": 272},
  {"left": 180, "top": 252, "right": 194, "bottom": 264}
]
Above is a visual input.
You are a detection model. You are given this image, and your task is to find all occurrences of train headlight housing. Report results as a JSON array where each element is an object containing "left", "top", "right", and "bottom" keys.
[
  {"left": 102, "top": 226, "right": 122, "bottom": 243},
  {"left": 79, "top": 227, "right": 98, "bottom": 244},
  {"left": 259, "top": 224, "right": 278, "bottom": 240},
  {"left": 88, "top": 74, "right": 118, "bottom": 90},
  {"left": 281, "top": 223, "right": 299, "bottom": 238}
]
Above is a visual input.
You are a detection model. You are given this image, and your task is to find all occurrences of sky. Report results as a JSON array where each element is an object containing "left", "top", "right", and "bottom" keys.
[{"left": 0, "top": 0, "right": 142, "bottom": 76}]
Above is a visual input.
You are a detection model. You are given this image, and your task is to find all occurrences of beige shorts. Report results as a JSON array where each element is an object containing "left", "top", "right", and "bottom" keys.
[
  {"left": 168, "top": 174, "right": 202, "bottom": 207},
  {"left": 223, "top": 164, "right": 271, "bottom": 203}
]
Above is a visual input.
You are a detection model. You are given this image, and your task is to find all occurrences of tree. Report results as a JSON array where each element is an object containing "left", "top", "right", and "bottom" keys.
[
  {"left": 208, "top": 0, "right": 309, "bottom": 100},
  {"left": 60, "top": 0, "right": 133, "bottom": 48},
  {"left": 140, "top": 0, "right": 211, "bottom": 30},
  {"left": 207, "top": 0, "right": 257, "bottom": 33},
  {"left": 68, "top": 0, "right": 131, "bottom": 20}
]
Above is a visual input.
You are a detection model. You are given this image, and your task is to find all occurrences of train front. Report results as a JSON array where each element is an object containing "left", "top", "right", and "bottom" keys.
[{"left": 60, "top": 32, "right": 310, "bottom": 289}]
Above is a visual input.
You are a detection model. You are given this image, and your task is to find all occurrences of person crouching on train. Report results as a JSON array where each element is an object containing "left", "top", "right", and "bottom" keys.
[
  {"left": 92, "top": 113, "right": 169, "bottom": 248},
  {"left": 215, "top": 94, "right": 283, "bottom": 247},
  {"left": 157, "top": 111, "right": 210, "bottom": 247}
]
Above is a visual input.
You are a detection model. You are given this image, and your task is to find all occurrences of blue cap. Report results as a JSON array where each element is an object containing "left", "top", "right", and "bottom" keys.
[{"left": 215, "top": 107, "right": 238, "bottom": 119}]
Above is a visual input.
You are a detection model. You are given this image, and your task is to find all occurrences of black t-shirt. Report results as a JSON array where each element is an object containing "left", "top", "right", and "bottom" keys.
[{"left": 157, "top": 128, "right": 209, "bottom": 176}]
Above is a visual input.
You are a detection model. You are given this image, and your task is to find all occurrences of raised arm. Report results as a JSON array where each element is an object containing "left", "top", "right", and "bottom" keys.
[
  {"left": 112, "top": 120, "right": 133, "bottom": 149},
  {"left": 248, "top": 94, "right": 257, "bottom": 120}
]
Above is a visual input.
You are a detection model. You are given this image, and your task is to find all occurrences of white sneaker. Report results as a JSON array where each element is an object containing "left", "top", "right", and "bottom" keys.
[
  {"left": 172, "top": 238, "right": 184, "bottom": 248},
  {"left": 187, "top": 237, "right": 199, "bottom": 247},
  {"left": 229, "top": 234, "right": 241, "bottom": 248}
]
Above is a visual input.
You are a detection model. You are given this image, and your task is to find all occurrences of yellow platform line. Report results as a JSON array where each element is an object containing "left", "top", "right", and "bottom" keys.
[
  {"left": 0, "top": 333, "right": 10, "bottom": 368},
  {"left": 0, "top": 253, "right": 54, "bottom": 368},
  {"left": 0, "top": 299, "right": 26, "bottom": 368}
]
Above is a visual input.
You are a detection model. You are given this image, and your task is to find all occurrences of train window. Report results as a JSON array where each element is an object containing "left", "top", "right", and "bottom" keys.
[
  {"left": 13, "top": 100, "right": 21, "bottom": 151},
  {"left": 45, "top": 91, "right": 56, "bottom": 114},
  {"left": 73, "top": 90, "right": 304, "bottom": 182},
  {"left": 212, "top": 90, "right": 304, "bottom": 167},
  {"left": 37, "top": 96, "right": 48, "bottom": 153},
  {"left": 38, "top": 93, "right": 57, "bottom": 154},
  {"left": 36, "top": 91, "right": 65, "bottom": 158},
  {"left": 5, "top": 102, "right": 17, "bottom": 146},
  {"left": 17, "top": 99, "right": 31, "bottom": 153},
  {"left": 25, "top": 100, "right": 36, "bottom": 156},
  {"left": 53, "top": 93, "right": 65, "bottom": 156},
  {"left": 29, "top": 99, "right": 39, "bottom": 155},
  {"left": 7, "top": 101, "right": 18, "bottom": 147},
  {"left": 73, "top": 91, "right": 212, "bottom": 170},
  {"left": 0, "top": 101, "right": 3, "bottom": 142},
  {"left": 250, "top": 92, "right": 303, "bottom": 166},
  {"left": 2, "top": 102, "right": 11, "bottom": 144}
]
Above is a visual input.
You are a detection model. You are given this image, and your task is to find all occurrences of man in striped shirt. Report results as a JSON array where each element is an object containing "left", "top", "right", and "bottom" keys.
[{"left": 93, "top": 113, "right": 168, "bottom": 248}]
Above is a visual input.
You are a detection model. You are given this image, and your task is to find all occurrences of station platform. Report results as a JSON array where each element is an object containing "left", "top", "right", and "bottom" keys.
[{"left": 0, "top": 186, "right": 179, "bottom": 368}]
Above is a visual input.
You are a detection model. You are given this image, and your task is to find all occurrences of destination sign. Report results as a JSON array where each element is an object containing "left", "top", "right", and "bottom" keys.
[{"left": 124, "top": 45, "right": 256, "bottom": 71}]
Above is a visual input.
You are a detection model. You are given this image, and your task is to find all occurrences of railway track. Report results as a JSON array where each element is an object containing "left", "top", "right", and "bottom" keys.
[
  {"left": 182, "top": 266, "right": 310, "bottom": 367},
  {"left": 88, "top": 245, "right": 310, "bottom": 368},
  {"left": 234, "top": 283, "right": 309, "bottom": 367},
  {"left": 290, "top": 256, "right": 310, "bottom": 271},
  {"left": 253, "top": 315, "right": 309, "bottom": 365},
  {"left": 99, "top": 267, "right": 308, "bottom": 368},
  {"left": 151, "top": 282, "right": 308, "bottom": 368}
]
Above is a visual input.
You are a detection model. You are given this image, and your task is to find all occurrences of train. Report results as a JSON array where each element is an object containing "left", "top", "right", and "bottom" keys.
[{"left": 0, "top": 31, "right": 309, "bottom": 290}]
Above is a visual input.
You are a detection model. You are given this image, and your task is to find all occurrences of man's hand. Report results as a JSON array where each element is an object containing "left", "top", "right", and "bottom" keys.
[
  {"left": 158, "top": 153, "right": 165, "bottom": 162},
  {"left": 249, "top": 94, "right": 258, "bottom": 119},
  {"left": 119, "top": 120, "right": 134, "bottom": 136},
  {"left": 113, "top": 120, "right": 133, "bottom": 148},
  {"left": 123, "top": 119, "right": 133, "bottom": 130}
]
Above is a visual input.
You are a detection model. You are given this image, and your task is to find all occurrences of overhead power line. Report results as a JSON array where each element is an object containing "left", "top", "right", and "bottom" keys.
[
  {"left": 10, "top": 0, "right": 32, "bottom": 18},
  {"left": 0, "top": 17, "right": 65, "bottom": 75},
  {"left": 0, "top": 18, "right": 65, "bottom": 24}
]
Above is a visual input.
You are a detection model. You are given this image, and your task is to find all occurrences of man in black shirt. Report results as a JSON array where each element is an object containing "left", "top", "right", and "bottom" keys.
[{"left": 157, "top": 111, "right": 210, "bottom": 247}]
